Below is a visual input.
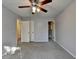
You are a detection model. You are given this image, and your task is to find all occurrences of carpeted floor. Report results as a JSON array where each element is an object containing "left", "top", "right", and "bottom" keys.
[{"left": 3, "top": 40, "right": 75, "bottom": 59}]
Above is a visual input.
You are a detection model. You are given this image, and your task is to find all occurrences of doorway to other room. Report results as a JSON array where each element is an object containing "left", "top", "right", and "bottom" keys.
[{"left": 48, "top": 20, "right": 56, "bottom": 42}]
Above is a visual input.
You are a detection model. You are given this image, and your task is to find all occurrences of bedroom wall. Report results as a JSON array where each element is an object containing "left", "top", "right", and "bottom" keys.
[
  {"left": 2, "top": 5, "right": 19, "bottom": 46},
  {"left": 22, "top": 16, "right": 55, "bottom": 42},
  {"left": 55, "top": 0, "right": 76, "bottom": 57}
]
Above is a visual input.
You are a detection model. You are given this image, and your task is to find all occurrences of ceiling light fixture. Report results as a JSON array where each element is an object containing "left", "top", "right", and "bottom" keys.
[
  {"left": 37, "top": 7, "right": 40, "bottom": 12},
  {"left": 18, "top": 0, "right": 52, "bottom": 14},
  {"left": 32, "top": 6, "right": 36, "bottom": 14},
  {"left": 32, "top": 2, "right": 37, "bottom": 14}
]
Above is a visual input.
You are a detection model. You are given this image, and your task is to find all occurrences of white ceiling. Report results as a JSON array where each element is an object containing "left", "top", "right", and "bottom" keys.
[{"left": 2, "top": 0, "right": 74, "bottom": 17}]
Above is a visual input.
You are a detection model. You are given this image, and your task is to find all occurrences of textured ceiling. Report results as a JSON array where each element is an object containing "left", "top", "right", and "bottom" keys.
[{"left": 2, "top": 0, "right": 74, "bottom": 17}]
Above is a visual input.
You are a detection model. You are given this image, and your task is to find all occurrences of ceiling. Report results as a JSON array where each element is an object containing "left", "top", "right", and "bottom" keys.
[{"left": 2, "top": 0, "right": 74, "bottom": 17}]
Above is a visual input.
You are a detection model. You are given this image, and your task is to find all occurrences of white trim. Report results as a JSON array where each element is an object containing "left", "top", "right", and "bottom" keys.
[
  {"left": 32, "top": 40, "right": 48, "bottom": 42},
  {"left": 56, "top": 41, "right": 76, "bottom": 58}
]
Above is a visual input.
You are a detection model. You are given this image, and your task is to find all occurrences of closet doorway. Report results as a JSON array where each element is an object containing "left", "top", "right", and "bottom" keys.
[{"left": 21, "top": 21, "right": 34, "bottom": 42}]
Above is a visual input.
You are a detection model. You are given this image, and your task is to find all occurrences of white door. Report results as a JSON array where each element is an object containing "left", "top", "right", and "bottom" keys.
[
  {"left": 21, "top": 21, "right": 30, "bottom": 42},
  {"left": 34, "top": 20, "right": 48, "bottom": 42},
  {"left": 30, "top": 20, "right": 34, "bottom": 41}
]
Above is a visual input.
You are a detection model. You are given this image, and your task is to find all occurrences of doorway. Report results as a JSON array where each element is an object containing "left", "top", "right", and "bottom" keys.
[
  {"left": 16, "top": 20, "right": 34, "bottom": 43},
  {"left": 48, "top": 20, "right": 56, "bottom": 41},
  {"left": 21, "top": 20, "right": 34, "bottom": 42}
]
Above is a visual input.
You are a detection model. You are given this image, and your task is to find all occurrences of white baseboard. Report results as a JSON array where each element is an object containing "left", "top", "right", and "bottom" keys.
[
  {"left": 53, "top": 38, "right": 56, "bottom": 42},
  {"left": 31, "top": 40, "right": 48, "bottom": 42},
  {"left": 56, "top": 41, "right": 76, "bottom": 58}
]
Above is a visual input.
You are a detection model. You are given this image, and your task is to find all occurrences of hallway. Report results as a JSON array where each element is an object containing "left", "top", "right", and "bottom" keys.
[{"left": 3, "top": 40, "right": 75, "bottom": 59}]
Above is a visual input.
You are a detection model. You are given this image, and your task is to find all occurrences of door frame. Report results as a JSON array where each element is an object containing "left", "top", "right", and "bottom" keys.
[
  {"left": 16, "top": 19, "right": 21, "bottom": 44},
  {"left": 48, "top": 19, "right": 56, "bottom": 41},
  {"left": 21, "top": 21, "right": 30, "bottom": 42}
]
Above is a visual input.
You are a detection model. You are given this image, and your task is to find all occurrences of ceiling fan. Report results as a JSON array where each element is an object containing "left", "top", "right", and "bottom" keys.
[{"left": 18, "top": 0, "right": 52, "bottom": 14}]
